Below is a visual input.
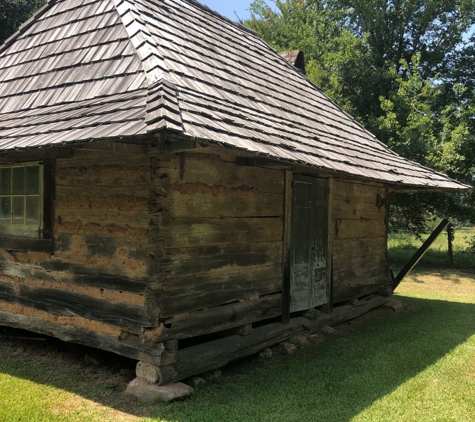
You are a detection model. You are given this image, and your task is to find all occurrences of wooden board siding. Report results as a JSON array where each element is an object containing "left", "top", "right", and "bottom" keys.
[
  {"left": 332, "top": 180, "right": 391, "bottom": 303},
  {"left": 0, "top": 144, "right": 153, "bottom": 350},
  {"left": 145, "top": 148, "right": 285, "bottom": 341}
]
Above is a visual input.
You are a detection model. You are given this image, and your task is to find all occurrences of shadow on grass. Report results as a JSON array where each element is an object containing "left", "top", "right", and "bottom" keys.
[
  {"left": 405, "top": 270, "right": 475, "bottom": 285},
  {"left": 1, "top": 295, "right": 474, "bottom": 421}
]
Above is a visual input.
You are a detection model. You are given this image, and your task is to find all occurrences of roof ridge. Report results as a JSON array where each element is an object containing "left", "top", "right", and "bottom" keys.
[
  {"left": 146, "top": 78, "right": 184, "bottom": 133},
  {"left": 110, "top": 0, "right": 168, "bottom": 85}
]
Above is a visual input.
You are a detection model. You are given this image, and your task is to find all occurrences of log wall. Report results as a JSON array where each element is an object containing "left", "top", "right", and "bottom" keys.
[
  {"left": 0, "top": 141, "right": 392, "bottom": 363},
  {"left": 332, "top": 180, "right": 392, "bottom": 303},
  {"left": 144, "top": 147, "right": 284, "bottom": 342},
  {"left": 0, "top": 144, "right": 157, "bottom": 362}
]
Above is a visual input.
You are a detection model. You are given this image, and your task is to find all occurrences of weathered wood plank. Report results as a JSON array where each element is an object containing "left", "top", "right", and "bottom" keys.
[
  {"left": 308, "top": 295, "right": 389, "bottom": 332},
  {"left": 0, "top": 238, "right": 52, "bottom": 253},
  {"left": 150, "top": 241, "right": 283, "bottom": 277},
  {"left": 0, "top": 280, "right": 151, "bottom": 333},
  {"left": 334, "top": 219, "right": 386, "bottom": 239},
  {"left": 0, "top": 309, "right": 164, "bottom": 366},
  {"left": 332, "top": 274, "right": 391, "bottom": 303},
  {"left": 156, "top": 264, "right": 282, "bottom": 317},
  {"left": 55, "top": 211, "right": 150, "bottom": 234},
  {"left": 281, "top": 170, "right": 292, "bottom": 324},
  {"left": 333, "top": 181, "right": 384, "bottom": 203},
  {"left": 333, "top": 199, "right": 386, "bottom": 221},
  {"left": 55, "top": 191, "right": 148, "bottom": 212},
  {"left": 153, "top": 189, "right": 283, "bottom": 218},
  {"left": 0, "top": 258, "right": 148, "bottom": 295},
  {"left": 158, "top": 295, "right": 389, "bottom": 384},
  {"left": 158, "top": 317, "right": 309, "bottom": 383},
  {"left": 156, "top": 217, "right": 283, "bottom": 248},
  {"left": 333, "top": 237, "right": 387, "bottom": 260},
  {"left": 56, "top": 185, "right": 150, "bottom": 200},
  {"left": 333, "top": 253, "right": 387, "bottom": 281},
  {"left": 146, "top": 294, "right": 282, "bottom": 342},
  {"left": 55, "top": 233, "right": 152, "bottom": 261},
  {"left": 155, "top": 152, "right": 284, "bottom": 194},
  {"left": 323, "top": 177, "right": 334, "bottom": 314}
]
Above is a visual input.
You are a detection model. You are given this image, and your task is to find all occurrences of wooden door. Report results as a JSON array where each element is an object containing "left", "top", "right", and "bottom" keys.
[{"left": 290, "top": 175, "right": 329, "bottom": 312}]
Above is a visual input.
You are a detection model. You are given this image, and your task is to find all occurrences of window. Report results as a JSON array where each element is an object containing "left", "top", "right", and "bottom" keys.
[{"left": 0, "top": 163, "right": 44, "bottom": 238}]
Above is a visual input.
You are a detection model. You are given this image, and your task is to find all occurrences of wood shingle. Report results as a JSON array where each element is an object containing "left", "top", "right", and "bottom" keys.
[{"left": 0, "top": 0, "right": 469, "bottom": 190}]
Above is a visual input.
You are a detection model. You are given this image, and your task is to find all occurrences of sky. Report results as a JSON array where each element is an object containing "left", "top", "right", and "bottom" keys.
[{"left": 199, "top": 0, "right": 253, "bottom": 21}]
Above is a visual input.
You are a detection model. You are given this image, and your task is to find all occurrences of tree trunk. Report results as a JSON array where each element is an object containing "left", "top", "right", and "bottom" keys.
[{"left": 447, "top": 223, "right": 455, "bottom": 268}]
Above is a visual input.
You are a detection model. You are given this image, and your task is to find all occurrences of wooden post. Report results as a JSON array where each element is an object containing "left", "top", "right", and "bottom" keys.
[
  {"left": 281, "top": 170, "right": 292, "bottom": 324},
  {"left": 393, "top": 218, "right": 450, "bottom": 289}
]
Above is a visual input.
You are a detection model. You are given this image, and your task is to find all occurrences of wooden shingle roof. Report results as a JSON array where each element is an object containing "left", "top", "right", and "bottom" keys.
[{"left": 0, "top": 0, "right": 469, "bottom": 190}]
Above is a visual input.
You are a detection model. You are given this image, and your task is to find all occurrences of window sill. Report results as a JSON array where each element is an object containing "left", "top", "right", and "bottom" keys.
[{"left": 0, "top": 236, "right": 52, "bottom": 253}]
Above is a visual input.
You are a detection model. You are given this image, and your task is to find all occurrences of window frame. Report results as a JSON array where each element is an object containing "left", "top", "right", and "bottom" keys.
[
  {"left": 0, "top": 162, "right": 44, "bottom": 238},
  {"left": 0, "top": 160, "right": 54, "bottom": 253}
]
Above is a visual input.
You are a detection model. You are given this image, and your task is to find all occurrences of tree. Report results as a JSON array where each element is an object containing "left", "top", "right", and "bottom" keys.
[
  {"left": 245, "top": 0, "right": 475, "bottom": 233},
  {"left": 0, "top": 0, "right": 45, "bottom": 45}
]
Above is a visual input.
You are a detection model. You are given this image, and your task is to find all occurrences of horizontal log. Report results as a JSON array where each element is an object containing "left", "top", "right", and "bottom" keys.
[
  {"left": 157, "top": 217, "right": 283, "bottom": 248},
  {"left": 56, "top": 191, "right": 148, "bottom": 213},
  {"left": 333, "top": 237, "right": 386, "bottom": 261},
  {"left": 334, "top": 219, "right": 386, "bottom": 239},
  {"left": 0, "top": 309, "right": 164, "bottom": 366},
  {"left": 332, "top": 274, "right": 391, "bottom": 303},
  {"left": 158, "top": 317, "right": 310, "bottom": 383},
  {"left": 66, "top": 151, "right": 149, "bottom": 163},
  {"left": 150, "top": 241, "right": 283, "bottom": 277},
  {"left": 157, "top": 264, "right": 282, "bottom": 317},
  {"left": 153, "top": 189, "right": 283, "bottom": 218},
  {"left": 157, "top": 295, "right": 389, "bottom": 384},
  {"left": 55, "top": 218, "right": 149, "bottom": 241},
  {"left": 0, "top": 279, "right": 151, "bottom": 333},
  {"left": 0, "top": 237, "right": 52, "bottom": 253},
  {"left": 333, "top": 199, "right": 386, "bottom": 221},
  {"left": 0, "top": 257, "right": 148, "bottom": 295},
  {"left": 156, "top": 152, "right": 284, "bottom": 194},
  {"left": 308, "top": 295, "right": 389, "bottom": 332},
  {"left": 55, "top": 233, "right": 152, "bottom": 261},
  {"left": 148, "top": 293, "right": 282, "bottom": 342},
  {"left": 56, "top": 185, "right": 150, "bottom": 202},
  {"left": 333, "top": 181, "right": 384, "bottom": 203},
  {"left": 333, "top": 254, "right": 387, "bottom": 282}
]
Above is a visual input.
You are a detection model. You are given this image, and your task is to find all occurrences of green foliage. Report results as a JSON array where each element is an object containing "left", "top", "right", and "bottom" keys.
[
  {"left": 246, "top": 0, "right": 377, "bottom": 120},
  {"left": 0, "top": 0, "right": 45, "bottom": 44},
  {"left": 388, "top": 227, "right": 475, "bottom": 271},
  {"left": 245, "top": 0, "right": 475, "bottom": 231}
]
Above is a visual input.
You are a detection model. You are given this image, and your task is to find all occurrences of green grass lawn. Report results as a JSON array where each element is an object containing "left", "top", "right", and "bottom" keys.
[
  {"left": 1, "top": 268, "right": 474, "bottom": 422},
  {"left": 388, "top": 226, "right": 475, "bottom": 271}
]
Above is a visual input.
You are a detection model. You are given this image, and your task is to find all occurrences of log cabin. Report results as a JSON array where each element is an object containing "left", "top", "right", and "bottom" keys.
[{"left": 0, "top": 0, "right": 469, "bottom": 386}]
